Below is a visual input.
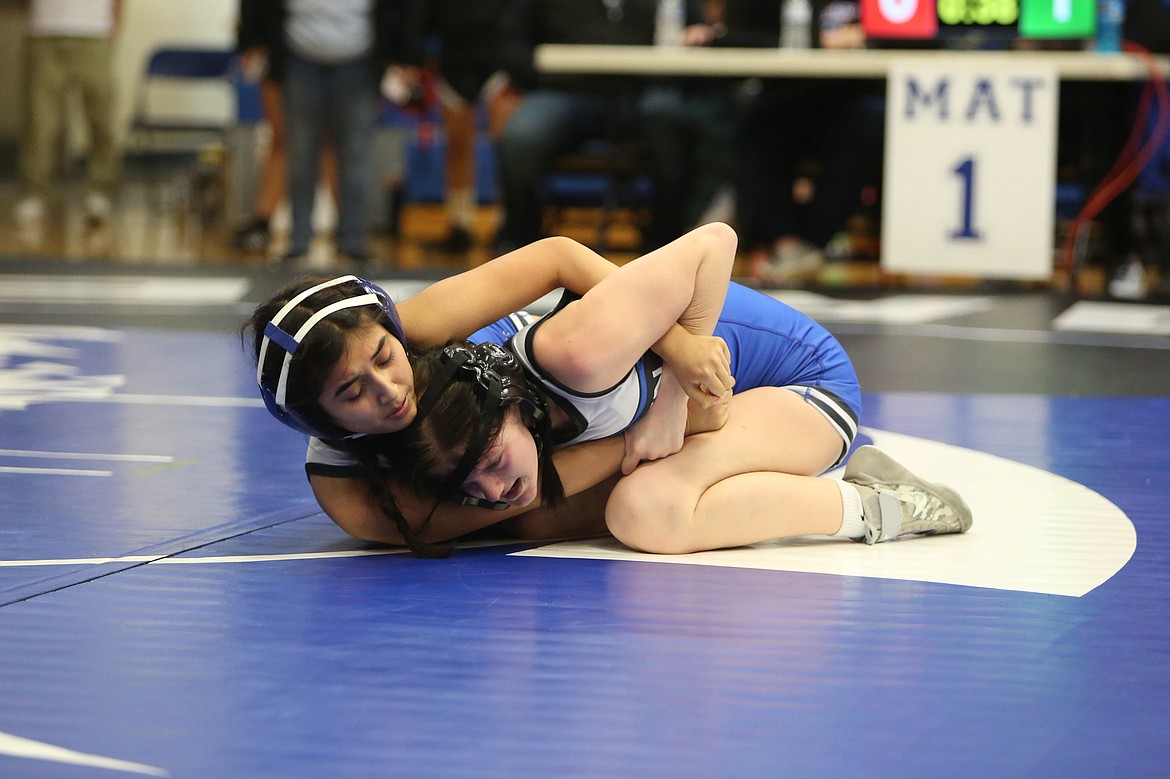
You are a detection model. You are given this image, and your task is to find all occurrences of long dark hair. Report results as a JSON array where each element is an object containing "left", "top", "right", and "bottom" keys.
[
  {"left": 341, "top": 435, "right": 454, "bottom": 559},
  {"left": 383, "top": 342, "right": 566, "bottom": 509},
  {"left": 242, "top": 275, "right": 450, "bottom": 558},
  {"left": 244, "top": 275, "right": 411, "bottom": 438}
]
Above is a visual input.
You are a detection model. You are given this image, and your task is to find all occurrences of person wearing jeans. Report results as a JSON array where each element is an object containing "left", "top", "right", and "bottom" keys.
[
  {"left": 283, "top": 50, "right": 377, "bottom": 262},
  {"left": 238, "top": 0, "right": 423, "bottom": 265},
  {"left": 15, "top": 0, "right": 121, "bottom": 227}
]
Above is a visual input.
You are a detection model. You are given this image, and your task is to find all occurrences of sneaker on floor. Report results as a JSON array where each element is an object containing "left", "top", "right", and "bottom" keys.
[
  {"left": 844, "top": 445, "right": 973, "bottom": 544},
  {"left": 336, "top": 248, "right": 377, "bottom": 268},
  {"left": 273, "top": 249, "right": 311, "bottom": 270},
  {"left": 757, "top": 240, "right": 825, "bottom": 284},
  {"left": 232, "top": 219, "right": 271, "bottom": 253},
  {"left": 423, "top": 226, "right": 472, "bottom": 253},
  {"left": 13, "top": 196, "right": 46, "bottom": 224},
  {"left": 1108, "top": 257, "right": 1147, "bottom": 300},
  {"left": 84, "top": 192, "right": 112, "bottom": 226}
]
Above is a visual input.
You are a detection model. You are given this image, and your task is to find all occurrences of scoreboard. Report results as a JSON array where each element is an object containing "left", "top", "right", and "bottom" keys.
[{"left": 861, "top": 0, "right": 1099, "bottom": 41}]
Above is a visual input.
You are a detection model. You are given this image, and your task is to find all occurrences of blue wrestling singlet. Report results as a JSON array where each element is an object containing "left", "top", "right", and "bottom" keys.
[{"left": 714, "top": 282, "right": 860, "bottom": 459}]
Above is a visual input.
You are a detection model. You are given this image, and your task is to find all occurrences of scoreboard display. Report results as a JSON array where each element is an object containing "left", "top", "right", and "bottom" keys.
[
  {"left": 1018, "top": 0, "right": 1097, "bottom": 38},
  {"left": 861, "top": 0, "right": 1098, "bottom": 41}
]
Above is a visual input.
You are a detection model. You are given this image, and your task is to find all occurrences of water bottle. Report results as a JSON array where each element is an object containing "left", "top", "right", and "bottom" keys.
[
  {"left": 1095, "top": 0, "right": 1124, "bottom": 54},
  {"left": 655, "top": 0, "right": 686, "bottom": 47},
  {"left": 781, "top": 0, "right": 813, "bottom": 50}
]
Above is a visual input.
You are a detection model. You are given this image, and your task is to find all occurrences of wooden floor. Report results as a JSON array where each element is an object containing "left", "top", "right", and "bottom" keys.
[
  {"left": 0, "top": 168, "right": 1124, "bottom": 295},
  {"left": 0, "top": 176, "right": 488, "bottom": 274}
]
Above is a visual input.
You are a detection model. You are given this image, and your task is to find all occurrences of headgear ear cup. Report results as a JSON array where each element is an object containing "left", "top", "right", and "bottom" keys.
[
  {"left": 256, "top": 275, "right": 405, "bottom": 439},
  {"left": 411, "top": 342, "right": 552, "bottom": 510}
]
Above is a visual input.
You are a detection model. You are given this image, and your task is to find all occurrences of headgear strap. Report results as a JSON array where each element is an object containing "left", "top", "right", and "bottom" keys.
[
  {"left": 412, "top": 343, "right": 546, "bottom": 510},
  {"left": 257, "top": 275, "right": 401, "bottom": 439}
]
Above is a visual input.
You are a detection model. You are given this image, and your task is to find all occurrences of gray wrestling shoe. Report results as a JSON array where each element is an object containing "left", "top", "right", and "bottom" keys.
[{"left": 843, "top": 445, "right": 973, "bottom": 544}]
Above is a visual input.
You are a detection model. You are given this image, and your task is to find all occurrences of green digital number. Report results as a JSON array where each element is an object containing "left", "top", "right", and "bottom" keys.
[
  {"left": 938, "top": 0, "right": 966, "bottom": 24},
  {"left": 937, "top": 0, "right": 1018, "bottom": 25}
]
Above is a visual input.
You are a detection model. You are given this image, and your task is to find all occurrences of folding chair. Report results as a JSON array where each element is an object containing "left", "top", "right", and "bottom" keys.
[
  {"left": 128, "top": 47, "right": 237, "bottom": 160},
  {"left": 127, "top": 47, "right": 238, "bottom": 215},
  {"left": 540, "top": 137, "right": 653, "bottom": 254}
]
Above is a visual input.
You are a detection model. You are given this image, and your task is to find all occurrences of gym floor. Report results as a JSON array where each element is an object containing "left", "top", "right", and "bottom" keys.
[{"left": 2, "top": 193, "right": 1169, "bottom": 777}]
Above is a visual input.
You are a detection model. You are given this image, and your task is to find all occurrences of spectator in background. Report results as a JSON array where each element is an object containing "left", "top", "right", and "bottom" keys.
[
  {"left": 1104, "top": 0, "right": 1170, "bottom": 300},
  {"left": 421, "top": 0, "right": 521, "bottom": 254},
  {"left": 493, "top": 0, "right": 716, "bottom": 253},
  {"left": 14, "top": 0, "right": 122, "bottom": 228},
  {"left": 726, "top": 0, "right": 885, "bottom": 284},
  {"left": 238, "top": 0, "right": 424, "bottom": 267},
  {"left": 233, "top": 9, "right": 338, "bottom": 256}
]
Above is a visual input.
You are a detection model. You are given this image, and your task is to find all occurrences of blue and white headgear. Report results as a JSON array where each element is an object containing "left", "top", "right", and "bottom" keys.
[{"left": 256, "top": 275, "right": 404, "bottom": 439}]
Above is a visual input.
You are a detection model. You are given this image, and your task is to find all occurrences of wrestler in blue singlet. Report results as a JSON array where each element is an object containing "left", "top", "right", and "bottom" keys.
[
  {"left": 508, "top": 281, "right": 859, "bottom": 461},
  {"left": 308, "top": 282, "right": 860, "bottom": 475},
  {"left": 714, "top": 282, "right": 860, "bottom": 458}
]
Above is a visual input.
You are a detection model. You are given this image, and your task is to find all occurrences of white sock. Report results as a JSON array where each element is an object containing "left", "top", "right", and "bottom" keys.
[
  {"left": 447, "top": 187, "right": 475, "bottom": 230},
  {"left": 832, "top": 480, "right": 866, "bottom": 539}
]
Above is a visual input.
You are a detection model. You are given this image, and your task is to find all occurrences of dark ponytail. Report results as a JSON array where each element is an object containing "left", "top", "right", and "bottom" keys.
[
  {"left": 394, "top": 342, "right": 566, "bottom": 509},
  {"left": 345, "top": 436, "right": 454, "bottom": 559}
]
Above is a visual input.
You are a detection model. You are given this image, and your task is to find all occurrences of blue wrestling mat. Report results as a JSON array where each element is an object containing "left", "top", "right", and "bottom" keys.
[{"left": 1, "top": 308, "right": 1168, "bottom": 777}]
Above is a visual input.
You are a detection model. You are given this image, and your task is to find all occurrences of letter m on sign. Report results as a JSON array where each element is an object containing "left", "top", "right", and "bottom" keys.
[{"left": 862, "top": 0, "right": 938, "bottom": 38}]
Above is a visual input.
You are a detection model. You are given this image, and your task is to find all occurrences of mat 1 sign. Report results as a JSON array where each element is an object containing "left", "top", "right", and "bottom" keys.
[{"left": 881, "top": 61, "right": 1057, "bottom": 280}]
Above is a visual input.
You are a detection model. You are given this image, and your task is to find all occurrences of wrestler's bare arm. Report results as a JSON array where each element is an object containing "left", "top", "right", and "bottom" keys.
[
  {"left": 397, "top": 236, "right": 619, "bottom": 349},
  {"left": 311, "top": 436, "right": 625, "bottom": 545},
  {"left": 533, "top": 223, "right": 736, "bottom": 399}
]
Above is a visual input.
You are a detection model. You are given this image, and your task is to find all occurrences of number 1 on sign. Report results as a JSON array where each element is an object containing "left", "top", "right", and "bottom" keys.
[{"left": 950, "top": 156, "right": 982, "bottom": 241}]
